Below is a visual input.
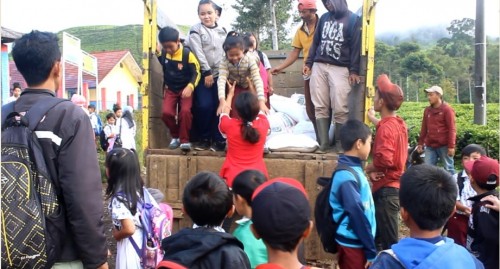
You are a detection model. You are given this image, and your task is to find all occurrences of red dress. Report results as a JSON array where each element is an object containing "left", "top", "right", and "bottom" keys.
[{"left": 219, "top": 112, "right": 270, "bottom": 187}]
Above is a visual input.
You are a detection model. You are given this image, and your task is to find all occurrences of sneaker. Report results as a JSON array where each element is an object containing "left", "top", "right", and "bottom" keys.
[
  {"left": 194, "top": 139, "right": 210, "bottom": 151},
  {"left": 168, "top": 138, "right": 180, "bottom": 149},
  {"left": 210, "top": 141, "right": 227, "bottom": 152},
  {"left": 180, "top": 143, "right": 192, "bottom": 151}
]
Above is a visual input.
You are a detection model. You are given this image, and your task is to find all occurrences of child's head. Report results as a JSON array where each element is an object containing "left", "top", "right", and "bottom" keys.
[
  {"left": 400, "top": 164, "right": 457, "bottom": 231},
  {"left": 251, "top": 178, "right": 312, "bottom": 252},
  {"left": 113, "top": 103, "right": 122, "bottom": 118},
  {"left": 12, "top": 83, "right": 22, "bottom": 97},
  {"left": 461, "top": 144, "right": 486, "bottom": 166},
  {"left": 182, "top": 172, "right": 233, "bottom": 227},
  {"left": 235, "top": 92, "right": 261, "bottom": 144},
  {"left": 232, "top": 170, "right": 267, "bottom": 217},
  {"left": 243, "top": 32, "right": 258, "bottom": 51},
  {"left": 105, "top": 148, "right": 143, "bottom": 214},
  {"left": 106, "top": 112, "right": 116, "bottom": 125},
  {"left": 197, "top": 0, "right": 218, "bottom": 27},
  {"left": 159, "top": 26, "right": 181, "bottom": 55},
  {"left": 374, "top": 74, "right": 404, "bottom": 112},
  {"left": 88, "top": 104, "right": 96, "bottom": 113},
  {"left": 223, "top": 31, "right": 246, "bottom": 64},
  {"left": 12, "top": 31, "right": 61, "bottom": 87},
  {"left": 339, "top": 119, "right": 372, "bottom": 160},
  {"left": 464, "top": 156, "right": 499, "bottom": 191}
]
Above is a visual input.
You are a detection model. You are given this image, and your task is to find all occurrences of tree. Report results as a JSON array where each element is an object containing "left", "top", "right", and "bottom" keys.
[{"left": 437, "top": 18, "right": 475, "bottom": 58}]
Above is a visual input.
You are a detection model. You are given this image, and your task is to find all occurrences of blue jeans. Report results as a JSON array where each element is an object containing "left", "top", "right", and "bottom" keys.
[
  {"left": 424, "top": 146, "right": 455, "bottom": 174},
  {"left": 191, "top": 78, "right": 224, "bottom": 142}
]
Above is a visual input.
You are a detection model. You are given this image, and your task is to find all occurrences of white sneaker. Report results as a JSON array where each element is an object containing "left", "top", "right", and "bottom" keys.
[
  {"left": 168, "top": 138, "right": 180, "bottom": 149},
  {"left": 180, "top": 143, "right": 192, "bottom": 151}
]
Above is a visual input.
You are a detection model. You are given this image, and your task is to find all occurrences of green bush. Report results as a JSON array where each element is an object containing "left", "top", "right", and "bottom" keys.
[{"left": 398, "top": 102, "right": 499, "bottom": 161}]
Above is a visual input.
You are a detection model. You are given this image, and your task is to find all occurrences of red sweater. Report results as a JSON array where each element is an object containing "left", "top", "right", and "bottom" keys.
[
  {"left": 371, "top": 116, "right": 408, "bottom": 193},
  {"left": 418, "top": 103, "right": 456, "bottom": 148}
]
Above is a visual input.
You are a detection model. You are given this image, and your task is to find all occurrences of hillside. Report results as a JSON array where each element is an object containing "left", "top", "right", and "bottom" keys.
[{"left": 58, "top": 24, "right": 190, "bottom": 65}]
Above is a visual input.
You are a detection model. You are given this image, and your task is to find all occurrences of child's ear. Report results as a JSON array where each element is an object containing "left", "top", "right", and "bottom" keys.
[
  {"left": 302, "top": 220, "right": 314, "bottom": 239},
  {"left": 226, "top": 205, "right": 235, "bottom": 218},
  {"left": 356, "top": 139, "right": 362, "bottom": 150},
  {"left": 250, "top": 223, "right": 261, "bottom": 239},
  {"left": 400, "top": 207, "right": 409, "bottom": 223}
]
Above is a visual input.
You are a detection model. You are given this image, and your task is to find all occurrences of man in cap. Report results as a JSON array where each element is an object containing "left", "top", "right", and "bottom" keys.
[
  {"left": 271, "top": 0, "right": 319, "bottom": 141},
  {"left": 465, "top": 156, "right": 499, "bottom": 269},
  {"left": 303, "top": 0, "right": 361, "bottom": 153},
  {"left": 416, "top": 85, "right": 456, "bottom": 174},
  {"left": 366, "top": 74, "right": 408, "bottom": 251}
]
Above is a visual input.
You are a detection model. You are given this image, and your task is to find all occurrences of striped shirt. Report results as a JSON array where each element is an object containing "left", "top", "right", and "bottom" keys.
[{"left": 217, "top": 53, "right": 265, "bottom": 100}]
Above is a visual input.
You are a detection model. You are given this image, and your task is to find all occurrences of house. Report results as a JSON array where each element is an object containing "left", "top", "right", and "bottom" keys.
[
  {"left": 1, "top": 27, "right": 23, "bottom": 105},
  {"left": 9, "top": 49, "right": 142, "bottom": 111}
]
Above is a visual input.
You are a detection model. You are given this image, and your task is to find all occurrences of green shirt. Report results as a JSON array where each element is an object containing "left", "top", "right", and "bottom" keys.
[{"left": 233, "top": 217, "right": 268, "bottom": 268}]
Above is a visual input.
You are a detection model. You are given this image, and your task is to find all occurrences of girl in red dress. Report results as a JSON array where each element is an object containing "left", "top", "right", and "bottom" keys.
[{"left": 219, "top": 82, "right": 270, "bottom": 187}]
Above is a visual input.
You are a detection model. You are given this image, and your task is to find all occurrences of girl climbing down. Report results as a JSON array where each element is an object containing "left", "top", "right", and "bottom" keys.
[
  {"left": 219, "top": 85, "right": 269, "bottom": 187},
  {"left": 217, "top": 32, "right": 269, "bottom": 118}
]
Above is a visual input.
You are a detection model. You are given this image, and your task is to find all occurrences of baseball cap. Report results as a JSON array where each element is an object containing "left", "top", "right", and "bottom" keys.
[
  {"left": 251, "top": 178, "right": 311, "bottom": 244},
  {"left": 464, "top": 156, "right": 499, "bottom": 187},
  {"left": 424, "top": 85, "right": 443, "bottom": 95},
  {"left": 376, "top": 74, "right": 404, "bottom": 111},
  {"left": 298, "top": 0, "right": 317, "bottom": 11}
]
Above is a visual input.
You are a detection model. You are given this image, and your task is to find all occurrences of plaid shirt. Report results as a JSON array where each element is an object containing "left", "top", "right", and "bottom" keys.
[{"left": 217, "top": 53, "right": 265, "bottom": 100}]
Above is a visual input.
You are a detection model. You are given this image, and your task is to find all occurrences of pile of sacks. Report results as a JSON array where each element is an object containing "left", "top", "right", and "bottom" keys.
[{"left": 266, "top": 94, "right": 333, "bottom": 153}]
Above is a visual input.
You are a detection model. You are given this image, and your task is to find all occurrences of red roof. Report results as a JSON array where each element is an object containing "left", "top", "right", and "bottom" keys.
[{"left": 9, "top": 49, "right": 133, "bottom": 89}]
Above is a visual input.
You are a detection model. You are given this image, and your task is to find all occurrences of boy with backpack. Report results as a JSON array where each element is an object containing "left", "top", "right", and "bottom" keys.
[
  {"left": 446, "top": 144, "right": 485, "bottom": 247},
  {"left": 465, "top": 156, "right": 499, "bottom": 269},
  {"left": 101, "top": 112, "right": 118, "bottom": 152},
  {"left": 327, "top": 120, "right": 376, "bottom": 268},
  {"left": 161, "top": 172, "right": 251, "bottom": 269},
  {"left": 158, "top": 26, "right": 201, "bottom": 152},
  {"left": 370, "top": 164, "right": 484, "bottom": 269},
  {"left": 2, "top": 30, "right": 108, "bottom": 268}
]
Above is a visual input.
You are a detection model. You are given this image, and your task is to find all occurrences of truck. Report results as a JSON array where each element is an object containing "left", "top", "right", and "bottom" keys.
[{"left": 139, "top": 0, "right": 378, "bottom": 262}]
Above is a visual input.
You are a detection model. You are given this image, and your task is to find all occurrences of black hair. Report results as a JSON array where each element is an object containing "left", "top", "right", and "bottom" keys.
[
  {"left": 88, "top": 104, "right": 96, "bottom": 109},
  {"left": 121, "top": 109, "right": 135, "bottom": 128},
  {"left": 197, "top": 0, "right": 221, "bottom": 17},
  {"left": 12, "top": 31, "right": 61, "bottom": 86},
  {"left": 461, "top": 144, "right": 486, "bottom": 158},
  {"left": 235, "top": 92, "right": 260, "bottom": 144},
  {"left": 242, "top": 32, "right": 259, "bottom": 50},
  {"left": 106, "top": 112, "right": 116, "bottom": 120},
  {"left": 105, "top": 148, "right": 144, "bottom": 215},
  {"left": 12, "top": 82, "right": 21, "bottom": 90},
  {"left": 340, "top": 119, "right": 372, "bottom": 151},
  {"left": 182, "top": 172, "right": 233, "bottom": 226},
  {"left": 113, "top": 103, "right": 122, "bottom": 113},
  {"left": 223, "top": 31, "right": 246, "bottom": 53},
  {"left": 232, "top": 170, "right": 267, "bottom": 206},
  {"left": 400, "top": 164, "right": 457, "bottom": 230},
  {"left": 158, "top": 26, "right": 179, "bottom": 43},
  {"left": 266, "top": 237, "right": 303, "bottom": 253}
]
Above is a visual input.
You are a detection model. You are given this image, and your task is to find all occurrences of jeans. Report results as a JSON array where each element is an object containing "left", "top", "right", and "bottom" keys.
[
  {"left": 373, "top": 187, "right": 400, "bottom": 251},
  {"left": 52, "top": 261, "right": 84, "bottom": 269},
  {"left": 424, "top": 146, "right": 455, "bottom": 174}
]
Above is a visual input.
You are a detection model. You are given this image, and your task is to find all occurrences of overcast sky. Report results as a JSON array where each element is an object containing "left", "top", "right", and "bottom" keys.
[{"left": 1, "top": 0, "right": 499, "bottom": 37}]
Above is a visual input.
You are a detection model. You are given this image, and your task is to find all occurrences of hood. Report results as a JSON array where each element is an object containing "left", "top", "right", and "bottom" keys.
[
  {"left": 392, "top": 238, "right": 475, "bottom": 269},
  {"left": 161, "top": 228, "right": 244, "bottom": 267},
  {"left": 323, "top": 0, "right": 348, "bottom": 18}
]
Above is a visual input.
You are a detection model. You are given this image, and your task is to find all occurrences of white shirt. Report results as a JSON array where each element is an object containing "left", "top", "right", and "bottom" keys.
[
  {"left": 116, "top": 118, "right": 137, "bottom": 150},
  {"left": 453, "top": 170, "right": 477, "bottom": 214}
]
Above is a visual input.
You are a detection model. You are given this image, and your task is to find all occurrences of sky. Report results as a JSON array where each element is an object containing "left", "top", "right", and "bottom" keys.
[{"left": 1, "top": 0, "right": 499, "bottom": 37}]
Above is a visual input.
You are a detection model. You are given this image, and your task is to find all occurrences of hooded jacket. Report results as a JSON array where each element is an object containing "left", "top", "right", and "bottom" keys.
[
  {"left": 188, "top": 23, "right": 227, "bottom": 77},
  {"left": 305, "top": 0, "right": 361, "bottom": 75},
  {"left": 370, "top": 237, "right": 484, "bottom": 269},
  {"left": 161, "top": 227, "right": 251, "bottom": 269}
]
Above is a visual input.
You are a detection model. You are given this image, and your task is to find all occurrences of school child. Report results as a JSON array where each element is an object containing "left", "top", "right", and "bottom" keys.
[
  {"left": 113, "top": 103, "right": 123, "bottom": 118},
  {"left": 446, "top": 144, "right": 485, "bottom": 246},
  {"left": 103, "top": 112, "right": 118, "bottom": 152},
  {"left": 232, "top": 170, "right": 268, "bottom": 268},
  {"left": 105, "top": 148, "right": 146, "bottom": 269},
  {"left": 251, "top": 178, "right": 321, "bottom": 269},
  {"left": 242, "top": 32, "right": 274, "bottom": 109},
  {"left": 219, "top": 84, "right": 269, "bottom": 187},
  {"left": 161, "top": 171, "right": 251, "bottom": 269},
  {"left": 116, "top": 106, "right": 137, "bottom": 150},
  {"left": 88, "top": 104, "right": 102, "bottom": 148},
  {"left": 370, "top": 165, "right": 484, "bottom": 269},
  {"left": 330, "top": 120, "right": 376, "bottom": 269},
  {"left": 217, "top": 31, "right": 269, "bottom": 118},
  {"left": 189, "top": 0, "right": 227, "bottom": 152},
  {"left": 158, "top": 26, "right": 201, "bottom": 151},
  {"left": 465, "top": 156, "right": 499, "bottom": 269}
]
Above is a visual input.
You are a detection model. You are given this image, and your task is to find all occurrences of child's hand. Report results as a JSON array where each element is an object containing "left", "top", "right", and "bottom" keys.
[
  {"left": 259, "top": 100, "right": 270, "bottom": 115},
  {"left": 181, "top": 86, "right": 193, "bottom": 98},
  {"left": 217, "top": 100, "right": 227, "bottom": 115},
  {"left": 481, "top": 195, "right": 500, "bottom": 212},
  {"left": 369, "top": 171, "right": 385, "bottom": 182},
  {"left": 227, "top": 80, "right": 237, "bottom": 96},
  {"left": 205, "top": 75, "right": 214, "bottom": 87},
  {"left": 268, "top": 86, "right": 274, "bottom": 96}
]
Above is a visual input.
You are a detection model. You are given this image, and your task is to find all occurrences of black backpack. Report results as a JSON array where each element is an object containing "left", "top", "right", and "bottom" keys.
[
  {"left": 1, "top": 98, "right": 67, "bottom": 268},
  {"left": 99, "top": 125, "right": 110, "bottom": 151},
  {"left": 314, "top": 163, "right": 360, "bottom": 254}
]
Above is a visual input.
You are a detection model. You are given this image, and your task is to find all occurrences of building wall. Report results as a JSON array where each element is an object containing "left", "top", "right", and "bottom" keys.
[
  {"left": 2, "top": 44, "right": 11, "bottom": 104},
  {"left": 96, "top": 63, "right": 140, "bottom": 111}
]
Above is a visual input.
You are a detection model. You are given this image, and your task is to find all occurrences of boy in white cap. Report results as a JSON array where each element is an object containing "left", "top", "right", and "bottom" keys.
[{"left": 416, "top": 85, "right": 456, "bottom": 174}]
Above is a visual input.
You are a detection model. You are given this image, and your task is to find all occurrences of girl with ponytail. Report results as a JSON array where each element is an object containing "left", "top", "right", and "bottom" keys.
[{"left": 218, "top": 82, "right": 269, "bottom": 187}]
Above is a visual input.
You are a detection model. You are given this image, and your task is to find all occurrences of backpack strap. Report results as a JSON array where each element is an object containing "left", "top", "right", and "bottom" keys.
[
  {"left": 381, "top": 249, "right": 407, "bottom": 268},
  {"left": 25, "top": 98, "right": 67, "bottom": 131},
  {"left": 181, "top": 46, "right": 191, "bottom": 70},
  {"left": 257, "top": 50, "right": 265, "bottom": 66},
  {"left": 457, "top": 171, "right": 466, "bottom": 197},
  {"left": 334, "top": 163, "right": 361, "bottom": 187},
  {"left": 1, "top": 101, "right": 16, "bottom": 128}
]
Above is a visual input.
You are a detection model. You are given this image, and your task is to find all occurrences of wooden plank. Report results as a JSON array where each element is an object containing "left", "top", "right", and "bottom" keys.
[
  {"left": 147, "top": 155, "right": 159, "bottom": 188},
  {"left": 149, "top": 118, "right": 170, "bottom": 149},
  {"left": 147, "top": 149, "right": 338, "bottom": 161}
]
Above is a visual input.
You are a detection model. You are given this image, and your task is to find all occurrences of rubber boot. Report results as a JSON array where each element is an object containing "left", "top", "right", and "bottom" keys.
[
  {"left": 312, "top": 120, "right": 319, "bottom": 144},
  {"left": 315, "top": 118, "right": 331, "bottom": 154},
  {"left": 334, "top": 122, "right": 344, "bottom": 153}
]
